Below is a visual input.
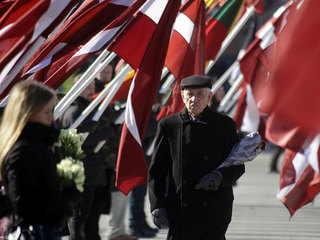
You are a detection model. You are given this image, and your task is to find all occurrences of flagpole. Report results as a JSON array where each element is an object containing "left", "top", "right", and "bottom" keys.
[
  {"left": 0, "top": 95, "right": 8, "bottom": 107},
  {"left": 159, "top": 74, "right": 175, "bottom": 94},
  {"left": 205, "top": 6, "right": 255, "bottom": 75},
  {"left": 217, "top": 73, "right": 243, "bottom": 112},
  {"left": 224, "top": 88, "right": 243, "bottom": 115},
  {"left": 89, "top": 65, "right": 132, "bottom": 154},
  {"left": 54, "top": 50, "right": 115, "bottom": 119},
  {"left": 211, "top": 61, "right": 239, "bottom": 95},
  {"left": 68, "top": 64, "right": 131, "bottom": 129},
  {"left": 92, "top": 64, "right": 132, "bottom": 121}
]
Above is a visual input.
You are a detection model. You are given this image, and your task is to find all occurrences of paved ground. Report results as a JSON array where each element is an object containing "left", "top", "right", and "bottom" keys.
[{"left": 66, "top": 151, "right": 320, "bottom": 239}]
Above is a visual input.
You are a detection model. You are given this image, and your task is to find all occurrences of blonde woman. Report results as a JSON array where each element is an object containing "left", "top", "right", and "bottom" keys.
[{"left": 0, "top": 81, "right": 81, "bottom": 240}]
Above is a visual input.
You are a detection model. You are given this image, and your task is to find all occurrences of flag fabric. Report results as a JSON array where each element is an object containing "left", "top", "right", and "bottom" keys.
[
  {"left": 0, "top": 0, "right": 15, "bottom": 17},
  {"left": 108, "top": 0, "right": 181, "bottom": 194},
  {"left": 265, "top": 112, "right": 314, "bottom": 152},
  {"left": 111, "top": 69, "right": 134, "bottom": 103},
  {"left": 0, "top": 0, "right": 78, "bottom": 92},
  {"left": 239, "top": 1, "right": 292, "bottom": 109},
  {"left": 260, "top": 0, "right": 320, "bottom": 134},
  {"left": 30, "top": 0, "right": 146, "bottom": 90},
  {"left": 205, "top": 0, "right": 245, "bottom": 61},
  {"left": 234, "top": 1, "right": 292, "bottom": 141},
  {"left": 157, "top": 0, "right": 206, "bottom": 120},
  {"left": 204, "top": 0, "right": 217, "bottom": 9},
  {"left": 233, "top": 80, "right": 266, "bottom": 139},
  {"left": 277, "top": 147, "right": 320, "bottom": 216},
  {"left": 21, "top": 0, "right": 116, "bottom": 77},
  {"left": 245, "top": 0, "right": 265, "bottom": 14}
]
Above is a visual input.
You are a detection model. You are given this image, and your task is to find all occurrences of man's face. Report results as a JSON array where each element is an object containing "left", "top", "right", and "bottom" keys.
[
  {"left": 98, "top": 64, "right": 113, "bottom": 83},
  {"left": 181, "top": 87, "right": 212, "bottom": 117},
  {"left": 80, "top": 82, "right": 95, "bottom": 101}
]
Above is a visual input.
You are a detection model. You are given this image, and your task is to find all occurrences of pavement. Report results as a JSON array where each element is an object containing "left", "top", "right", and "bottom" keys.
[{"left": 65, "top": 151, "right": 320, "bottom": 240}]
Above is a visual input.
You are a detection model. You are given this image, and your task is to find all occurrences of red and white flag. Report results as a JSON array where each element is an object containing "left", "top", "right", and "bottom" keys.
[
  {"left": 0, "top": 0, "right": 77, "bottom": 93},
  {"left": 233, "top": 81, "right": 265, "bottom": 138},
  {"left": 21, "top": 0, "right": 122, "bottom": 77},
  {"left": 234, "top": 1, "right": 293, "bottom": 138},
  {"left": 157, "top": 0, "right": 206, "bottom": 120},
  {"left": 30, "top": 0, "right": 146, "bottom": 89},
  {"left": 277, "top": 145, "right": 320, "bottom": 216},
  {"left": 239, "top": 1, "right": 292, "bottom": 110},
  {"left": 265, "top": 112, "right": 314, "bottom": 152},
  {"left": 260, "top": 0, "right": 320, "bottom": 134},
  {"left": 108, "top": 0, "right": 181, "bottom": 194}
]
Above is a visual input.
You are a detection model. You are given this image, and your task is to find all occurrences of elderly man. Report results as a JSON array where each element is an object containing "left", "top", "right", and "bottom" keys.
[{"left": 148, "top": 75, "right": 245, "bottom": 240}]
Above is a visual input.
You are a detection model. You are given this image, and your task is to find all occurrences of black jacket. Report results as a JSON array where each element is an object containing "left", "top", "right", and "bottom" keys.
[
  {"left": 1, "top": 123, "right": 72, "bottom": 229},
  {"left": 148, "top": 107, "right": 245, "bottom": 240}
]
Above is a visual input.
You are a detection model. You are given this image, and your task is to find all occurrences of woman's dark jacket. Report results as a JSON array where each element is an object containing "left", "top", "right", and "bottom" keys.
[
  {"left": 1, "top": 123, "right": 72, "bottom": 229},
  {"left": 148, "top": 107, "right": 245, "bottom": 240}
]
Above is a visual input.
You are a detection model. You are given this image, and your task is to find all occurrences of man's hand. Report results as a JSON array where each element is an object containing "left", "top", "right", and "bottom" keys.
[
  {"left": 151, "top": 208, "right": 169, "bottom": 229},
  {"left": 195, "top": 170, "right": 222, "bottom": 191}
]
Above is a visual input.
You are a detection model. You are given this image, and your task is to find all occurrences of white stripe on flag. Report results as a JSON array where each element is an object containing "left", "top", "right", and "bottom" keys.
[
  {"left": 273, "top": 5, "right": 287, "bottom": 19},
  {"left": 0, "top": 49, "right": 24, "bottom": 86},
  {"left": 240, "top": 85, "right": 260, "bottom": 133},
  {"left": 173, "top": 12, "right": 194, "bottom": 43},
  {"left": 276, "top": 152, "right": 309, "bottom": 200},
  {"left": 32, "top": 0, "right": 72, "bottom": 41},
  {"left": 0, "top": 23, "right": 13, "bottom": 37},
  {"left": 125, "top": 75, "right": 142, "bottom": 146},
  {"left": 111, "top": 0, "right": 136, "bottom": 6},
  {"left": 74, "top": 27, "right": 121, "bottom": 57},
  {"left": 257, "top": 22, "right": 276, "bottom": 50},
  {"left": 141, "top": 0, "right": 168, "bottom": 24},
  {"left": 24, "top": 42, "right": 67, "bottom": 75}
]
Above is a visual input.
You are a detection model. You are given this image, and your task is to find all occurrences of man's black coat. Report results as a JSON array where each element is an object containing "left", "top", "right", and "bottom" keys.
[{"left": 148, "top": 107, "right": 245, "bottom": 240}]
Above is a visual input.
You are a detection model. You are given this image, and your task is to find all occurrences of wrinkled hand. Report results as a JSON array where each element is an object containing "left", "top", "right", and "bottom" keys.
[
  {"left": 151, "top": 208, "right": 169, "bottom": 229},
  {"left": 195, "top": 170, "right": 222, "bottom": 191}
]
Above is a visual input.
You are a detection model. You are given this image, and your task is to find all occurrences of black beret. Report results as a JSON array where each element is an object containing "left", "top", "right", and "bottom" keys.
[{"left": 180, "top": 75, "right": 212, "bottom": 90}]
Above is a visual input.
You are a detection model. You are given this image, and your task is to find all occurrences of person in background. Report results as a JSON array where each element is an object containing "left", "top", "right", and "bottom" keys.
[
  {"left": 269, "top": 145, "right": 283, "bottom": 173},
  {"left": 148, "top": 75, "right": 245, "bottom": 240},
  {"left": 0, "top": 81, "right": 81, "bottom": 239},
  {"left": 58, "top": 79, "right": 115, "bottom": 240},
  {"left": 208, "top": 75, "right": 226, "bottom": 112},
  {"left": 95, "top": 63, "right": 115, "bottom": 93}
]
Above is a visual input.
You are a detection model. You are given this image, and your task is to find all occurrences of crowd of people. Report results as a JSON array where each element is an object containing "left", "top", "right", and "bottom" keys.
[{"left": 0, "top": 61, "right": 251, "bottom": 240}]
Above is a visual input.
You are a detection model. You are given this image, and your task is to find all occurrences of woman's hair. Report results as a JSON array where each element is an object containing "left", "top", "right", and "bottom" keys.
[{"left": 0, "top": 81, "right": 56, "bottom": 169}]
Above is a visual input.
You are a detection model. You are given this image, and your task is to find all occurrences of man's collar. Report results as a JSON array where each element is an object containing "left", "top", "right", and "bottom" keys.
[{"left": 180, "top": 107, "right": 209, "bottom": 124}]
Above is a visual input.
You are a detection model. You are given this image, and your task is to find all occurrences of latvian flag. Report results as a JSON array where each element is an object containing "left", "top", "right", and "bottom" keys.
[
  {"left": 107, "top": 0, "right": 181, "bottom": 194},
  {"left": 277, "top": 135, "right": 320, "bottom": 216},
  {"left": 157, "top": 0, "right": 206, "bottom": 120}
]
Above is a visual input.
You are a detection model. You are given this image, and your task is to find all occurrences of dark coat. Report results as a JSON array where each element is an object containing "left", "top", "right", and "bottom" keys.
[
  {"left": 148, "top": 107, "right": 245, "bottom": 240},
  {"left": 1, "top": 123, "right": 72, "bottom": 229}
]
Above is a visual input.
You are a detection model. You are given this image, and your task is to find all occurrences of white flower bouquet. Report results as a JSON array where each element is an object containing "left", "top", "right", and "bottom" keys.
[
  {"left": 57, "top": 157, "right": 85, "bottom": 192},
  {"left": 57, "top": 129, "right": 85, "bottom": 160},
  {"left": 56, "top": 129, "right": 86, "bottom": 192},
  {"left": 218, "top": 132, "right": 265, "bottom": 169}
]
